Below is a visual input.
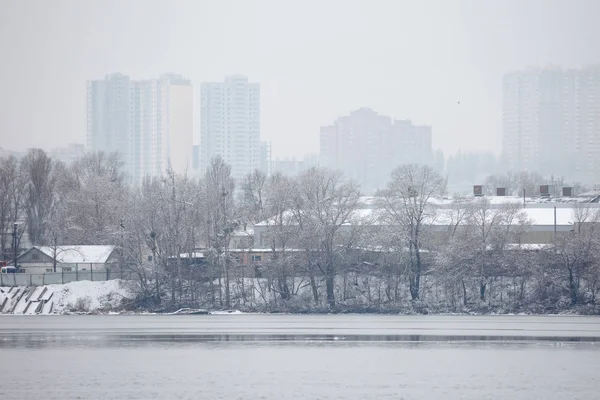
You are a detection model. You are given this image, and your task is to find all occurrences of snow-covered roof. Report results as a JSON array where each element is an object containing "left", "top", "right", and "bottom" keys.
[
  {"left": 255, "top": 205, "right": 596, "bottom": 228},
  {"left": 430, "top": 195, "right": 598, "bottom": 206},
  {"left": 35, "top": 245, "right": 117, "bottom": 264},
  {"left": 430, "top": 207, "right": 576, "bottom": 226},
  {"left": 520, "top": 208, "right": 575, "bottom": 226}
]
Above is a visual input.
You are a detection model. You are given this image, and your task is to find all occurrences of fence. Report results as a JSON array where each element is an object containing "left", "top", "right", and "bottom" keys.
[{"left": 0, "top": 269, "right": 135, "bottom": 287}]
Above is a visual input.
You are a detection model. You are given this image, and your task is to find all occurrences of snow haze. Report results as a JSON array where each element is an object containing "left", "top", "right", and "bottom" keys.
[{"left": 1, "top": 0, "right": 599, "bottom": 159}]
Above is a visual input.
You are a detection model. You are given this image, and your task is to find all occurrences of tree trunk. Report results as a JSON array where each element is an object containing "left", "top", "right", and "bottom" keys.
[
  {"left": 479, "top": 280, "right": 487, "bottom": 301},
  {"left": 171, "top": 275, "right": 176, "bottom": 303},
  {"left": 568, "top": 267, "right": 577, "bottom": 305},
  {"left": 278, "top": 276, "right": 290, "bottom": 300},
  {"left": 155, "top": 273, "right": 161, "bottom": 305},
  {"left": 309, "top": 274, "right": 319, "bottom": 305},
  {"left": 326, "top": 277, "right": 335, "bottom": 307},
  {"left": 409, "top": 276, "right": 419, "bottom": 300},
  {"left": 325, "top": 261, "right": 335, "bottom": 307},
  {"left": 224, "top": 264, "right": 231, "bottom": 309},
  {"left": 462, "top": 280, "right": 468, "bottom": 306},
  {"left": 218, "top": 275, "right": 223, "bottom": 307},
  {"left": 409, "top": 237, "right": 421, "bottom": 301}
]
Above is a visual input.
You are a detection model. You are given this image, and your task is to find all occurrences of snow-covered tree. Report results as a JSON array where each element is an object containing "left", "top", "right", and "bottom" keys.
[
  {"left": 22, "top": 149, "right": 56, "bottom": 245},
  {"left": 261, "top": 172, "right": 301, "bottom": 301},
  {"left": 57, "top": 152, "right": 127, "bottom": 245},
  {"left": 291, "top": 167, "right": 361, "bottom": 307},
  {"left": 204, "top": 156, "right": 236, "bottom": 308},
  {"left": 0, "top": 155, "right": 27, "bottom": 259},
  {"left": 377, "top": 164, "right": 446, "bottom": 301},
  {"left": 555, "top": 205, "right": 600, "bottom": 305}
]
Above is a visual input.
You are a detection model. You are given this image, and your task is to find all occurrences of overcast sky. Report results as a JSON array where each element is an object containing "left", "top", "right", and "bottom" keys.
[{"left": 0, "top": 0, "right": 599, "bottom": 158}]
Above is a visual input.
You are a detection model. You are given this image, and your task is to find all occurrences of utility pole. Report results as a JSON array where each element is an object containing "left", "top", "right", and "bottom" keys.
[
  {"left": 120, "top": 218, "right": 125, "bottom": 279},
  {"left": 12, "top": 223, "right": 18, "bottom": 270},
  {"left": 53, "top": 236, "right": 58, "bottom": 272},
  {"left": 553, "top": 206, "right": 557, "bottom": 245}
]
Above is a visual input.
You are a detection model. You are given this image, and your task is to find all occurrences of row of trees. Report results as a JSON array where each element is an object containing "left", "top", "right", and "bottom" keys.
[
  {"left": 0, "top": 150, "right": 127, "bottom": 255},
  {"left": 1, "top": 149, "right": 599, "bottom": 313}
]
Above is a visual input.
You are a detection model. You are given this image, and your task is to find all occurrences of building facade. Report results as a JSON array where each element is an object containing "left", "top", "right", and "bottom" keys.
[
  {"left": 259, "top": 141, "right": 271, "bottom": 176},
  {"left": 161, "top": 74, "right": 194, "bottom": 176},
  {"left": 320, "top": 108, "right": 433, "bottom": 193},
  {"left": 502, "top": 66, "right": 600, "bottom": 184},
  {"left": 87, "top": 73, "right": 193, "bottom": 184},
  {"left": 200, "top": 75, "right": 260, "bottom": 182},
  {"left": 87, "top": 73, "right": 133, "bottom": 178}
]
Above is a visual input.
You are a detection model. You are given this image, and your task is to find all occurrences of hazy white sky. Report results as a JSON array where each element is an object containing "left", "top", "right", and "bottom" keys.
[{"left": 1, "top": 0, "right": 599, "bottom": 158}]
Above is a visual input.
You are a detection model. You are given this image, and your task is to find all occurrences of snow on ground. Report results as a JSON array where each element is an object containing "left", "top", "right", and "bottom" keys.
[
  {"left": 209, "top": 310, "right": 244, "bottom": 315},
  {"left": 0, "top": 280, "right": 133, "bottom": 315},
  {"left": 50, "top": 280, "right": 132, "bottom": 314}
]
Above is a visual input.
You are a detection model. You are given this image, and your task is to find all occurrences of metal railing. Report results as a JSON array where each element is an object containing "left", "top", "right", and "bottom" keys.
[{"left": 0, "top": 269, "right": 134, "bottom": 287}]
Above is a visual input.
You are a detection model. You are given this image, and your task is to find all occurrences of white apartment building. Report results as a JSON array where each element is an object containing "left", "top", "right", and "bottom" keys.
[
  {"left": 200, "top": 75, "right": 260, "bottom": 183},
  {"left": 160, "top": 74, "right": 193, "bottom": 176},
  {"left": 87, "top": 73, "right": 193, "bottom": 184},
  {"left": 87, "top": 73, "right": 133, "bottom": 178},
  {"left": 502, "top": 66, "right": 600, "bottom": 184}
]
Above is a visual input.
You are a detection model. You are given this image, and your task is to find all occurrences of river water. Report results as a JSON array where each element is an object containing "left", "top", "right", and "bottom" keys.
[{"left": 1, "top": 315, "right": 599, "bottom": 399}]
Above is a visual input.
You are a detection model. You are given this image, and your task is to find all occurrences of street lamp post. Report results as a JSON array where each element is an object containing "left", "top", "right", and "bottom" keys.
[
  {"left": 120, "top": 218, "right": 125, "bottom": 279},
  {"left": 12, "top": 223, "right": 18, "bottom": 270}
]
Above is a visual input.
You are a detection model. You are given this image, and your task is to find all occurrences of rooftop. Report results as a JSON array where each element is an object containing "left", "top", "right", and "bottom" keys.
[{"left": 35, "top": 245, "right": 116, "bottom": 264}]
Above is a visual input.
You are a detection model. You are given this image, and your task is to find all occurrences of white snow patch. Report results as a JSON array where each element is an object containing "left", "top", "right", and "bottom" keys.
[
  {"left": 48, "top": 280, "right": 132, "bottom": 314},
  {"left": 209, "top": 310, "right": 244, "bottom": 315}
]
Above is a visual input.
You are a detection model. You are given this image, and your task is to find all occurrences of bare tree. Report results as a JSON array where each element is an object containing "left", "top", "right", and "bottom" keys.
[
  {"left": 556, "top": 205, "right": 600, "bottom": 305},
  {"left": 238, "top": 169, "right": 268, "bottom": 227},
  {"left": 377, "top": 164, "right": 446, "bottom": 301},
  {"left": 126, "top": 177, "right": 167, "bottom": 307},
  {"left": 261, "top": 173, "right": 299, "bottom": 301},
  {"left": 0, "top": 156, "right": 27, "bottom": 259},
  {"left": 434, "top": 199, "right": 476, "bottom": 307},
  {"left": 205, "top": 156, "right": 236, "bottom": 308},
  {"left": 467, "top": 198, "right": 529, "bottom": 301},
  {"left": 292, "top": 167, "right": 360, "bottom": 307},
  {"left": 22, "top": 149, "right": 56, "bottom": 245},
  {"left": 60, "top": 152, "right": 127, "bottom": 244}
]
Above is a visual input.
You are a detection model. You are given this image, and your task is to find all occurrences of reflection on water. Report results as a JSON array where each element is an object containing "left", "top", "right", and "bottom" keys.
[
  {"left": 2, "top": 315, "right": 600, "bottom": 400},
  {"left": 3, "top": 332, "right": 600, "bottom": 350}
]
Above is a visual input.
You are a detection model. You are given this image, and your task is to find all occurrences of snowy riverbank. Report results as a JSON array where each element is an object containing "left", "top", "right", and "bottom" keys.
[
  {"left": 0, "top": 280, "right": 133, "bottom": 315},
  {"left": 2, "top": 279, "right": 598, "bottom": 316}
]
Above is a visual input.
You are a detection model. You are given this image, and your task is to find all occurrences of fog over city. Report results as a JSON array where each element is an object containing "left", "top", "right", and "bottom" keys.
[
  {"left": 2, "top": 3, "right": 600, "bottom": 398},
  {"left": 1, "top": 0, "right": 599, "bottom": 163}
]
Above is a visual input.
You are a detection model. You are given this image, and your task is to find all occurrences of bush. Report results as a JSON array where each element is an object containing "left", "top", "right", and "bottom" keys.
[{"left": 68, "top": 296, "right": 92, "bottom": 312}]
